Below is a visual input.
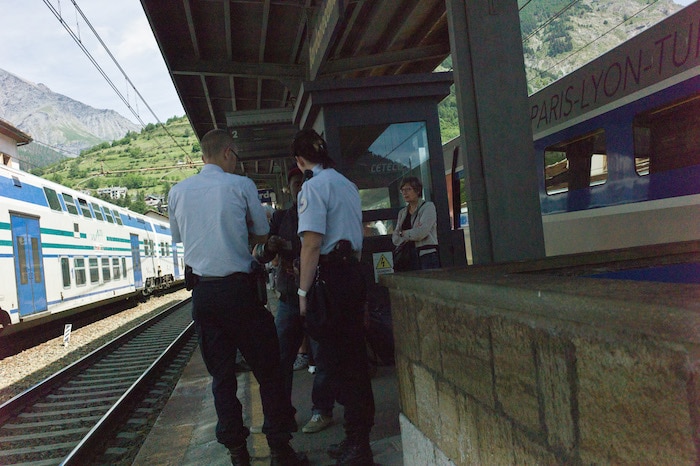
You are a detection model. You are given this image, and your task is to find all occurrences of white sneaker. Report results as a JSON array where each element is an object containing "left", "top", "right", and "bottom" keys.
[
  {"left": 308, "top": 365, "right": 316, "bottom": 374},
  {"left": 293, "top": 353, "right": 309, "bottom": 371},
  {"left": 302, "top": 413, "right": 333, "bottom": 433}
]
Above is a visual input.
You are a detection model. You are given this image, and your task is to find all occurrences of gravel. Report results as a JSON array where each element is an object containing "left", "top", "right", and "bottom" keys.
[{"left": 0, "top": 288, "right": 192, "bottom": 405}]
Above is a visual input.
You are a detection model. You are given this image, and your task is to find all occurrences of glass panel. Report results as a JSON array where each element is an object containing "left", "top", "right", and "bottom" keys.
[
  {"left": 113, "top": 210, "right": 123, "bottom": 225},
  {"left": 633, "top": 94, "right": 700, "bottom": 175},
  {"left": 89, "top": 257, "right": 99, "bottom": 283},
  {"left": 44, "top": 187, "right": 62, "bottom": 211},
  {"left": 74, "top": 257, "right": 86, "bottom": 286},
  {"left": 62, "top": 193, "right": 79, "bottom": 215},
  {"left": 339, "top": 122, "right": 432, "bottom": 213},
  {"left": 102, "top": 257, "right": 111, "bottom": 282},
  {"left": 364, "top": 220, "right": 396, "bottom": 237},
  {"left": 121, "top": 257, "right": 127, "bottom": 277},
  {"left": 61, "top": 257, "right": 70, "bottom": 287},
  {"left": 31, "top": 238, "right": 42, "bottom": 283},
  {"left": 544, "top": 130, "right": 607, "bottom": 194},
  {"left": 104, "top": 208, "right": 115, "bottom": 224},
  {"left": 17, "top": 235, "right": 28, "bottom": 285},
  {"left": 112, "top": 257, "right": 121, "bottom": 280},
  {"left": 77, "top": 198, "right": 93, "bottom": 218},
  {"left": 91, "top": 203, "right": 105, "bottom": 221}
]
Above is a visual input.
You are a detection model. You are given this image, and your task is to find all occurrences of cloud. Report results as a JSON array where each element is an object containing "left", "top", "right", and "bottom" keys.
[{"left": 0, "top": 0, "right": 183, "bottom": 125}]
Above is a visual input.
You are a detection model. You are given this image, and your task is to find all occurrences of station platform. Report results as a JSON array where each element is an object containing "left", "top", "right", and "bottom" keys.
[{"left": 133, "top": 346, "right": 403, "bottom": 466}]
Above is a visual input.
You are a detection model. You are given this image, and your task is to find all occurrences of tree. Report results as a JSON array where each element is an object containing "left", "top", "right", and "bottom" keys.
[{"left": 123, "top": 173, "right": 144, "bottom": 189}]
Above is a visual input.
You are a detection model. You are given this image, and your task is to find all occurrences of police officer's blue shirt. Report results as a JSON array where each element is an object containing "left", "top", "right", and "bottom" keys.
[
  {"left": 297, "top": 165, "right": 363, "bottom": 255},
  {"left": 169, "top": 164, "right": 269, "bottom": 276}
]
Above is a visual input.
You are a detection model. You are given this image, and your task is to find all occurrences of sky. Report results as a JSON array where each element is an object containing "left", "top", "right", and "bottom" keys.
[{"left": 0, "top": 0, "right": 185, "bottom": 126}]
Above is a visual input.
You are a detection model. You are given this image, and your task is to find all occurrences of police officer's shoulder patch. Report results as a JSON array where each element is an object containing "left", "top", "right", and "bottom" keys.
[{"left": 298, "top": 196, "right": 308, "bottom": 214}]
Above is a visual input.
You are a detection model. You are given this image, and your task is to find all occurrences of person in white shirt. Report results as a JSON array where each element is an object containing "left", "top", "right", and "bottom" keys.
[{"left": 168, "top": 128, "right": 308, "bottom": 466}]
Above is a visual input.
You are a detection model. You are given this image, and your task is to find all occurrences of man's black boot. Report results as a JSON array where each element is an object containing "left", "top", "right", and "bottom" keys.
[
  {"left": 228, "top": 444, "right": 251, "bottom": 466},
  {"left": 269, "top": 443, "right": 309, "bottom": 466},
  {"left": 336, "top": 439, "right": 373, "bottom": 466}
]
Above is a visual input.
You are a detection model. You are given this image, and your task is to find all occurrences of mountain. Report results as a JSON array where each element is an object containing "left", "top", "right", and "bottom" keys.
[
  {"left": 0, "top": 68, "right": 140, "bottom": 168},
  {"left": 520, "top": 0, "right": 683, "bottom": 93}
]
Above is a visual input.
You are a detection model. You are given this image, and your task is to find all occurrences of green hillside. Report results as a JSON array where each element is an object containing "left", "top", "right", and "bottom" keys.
[{"left": 33, "top": 116, "right": 201, "bottom": 214}]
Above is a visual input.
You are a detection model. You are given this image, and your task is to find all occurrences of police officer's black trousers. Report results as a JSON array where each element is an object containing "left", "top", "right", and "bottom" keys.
[
  {"left": 192, "top": 275, "right": 294, "bottom": 449},
  {"left": 315, "top": 260, "right": 375, "bottom": 439}
]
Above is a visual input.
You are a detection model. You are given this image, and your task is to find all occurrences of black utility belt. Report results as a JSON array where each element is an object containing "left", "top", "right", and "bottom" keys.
[
  {"left": 319, "top": 253, "right": 359, "bottom": 265},
  {"left": 199, "top": 272, "right": 249, "bottom": 282},
  {"left": 416, "top": 245, "right": 438, "bottom": 253}
]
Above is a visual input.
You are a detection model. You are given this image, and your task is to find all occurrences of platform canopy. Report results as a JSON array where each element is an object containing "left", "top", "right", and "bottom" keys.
[{"left": 139, "top": 0, "right": 451, "bottom": 177}]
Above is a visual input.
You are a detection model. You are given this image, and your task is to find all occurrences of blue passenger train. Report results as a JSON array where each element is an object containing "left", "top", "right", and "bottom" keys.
[
  {"left": 0, "top": 162, "right": 184, "bottom": 335},
  {"left": 448, "top": 2, "right": 700, "bottom": 258}
]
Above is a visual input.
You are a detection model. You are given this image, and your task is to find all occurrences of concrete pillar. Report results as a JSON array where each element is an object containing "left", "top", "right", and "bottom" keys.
[{"left": 445, "top": 0, "right": 545, "bottom": 264}]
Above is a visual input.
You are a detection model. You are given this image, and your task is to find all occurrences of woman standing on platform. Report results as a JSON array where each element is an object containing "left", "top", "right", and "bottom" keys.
[
  {"left": 392, "top": 176, "right": 440, "bottom": 270},
  {"left": 294, "top": 128, "right": 375, "bottom": 466}
]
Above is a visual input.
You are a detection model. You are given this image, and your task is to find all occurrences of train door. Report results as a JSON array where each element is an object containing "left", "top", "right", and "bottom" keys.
[
  {"left": 130, "top": 234, "right": 143, "bottom": 287},
  {"left": 11, "top": 213, "right": 47, "bottom": 317}
]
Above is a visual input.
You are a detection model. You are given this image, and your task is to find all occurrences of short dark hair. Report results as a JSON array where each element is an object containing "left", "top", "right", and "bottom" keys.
[
  {"left": 291, "top": 129, "right": 334, "bottom": 168},
  {"left": 400, "top": 176, "right": 423, "bottom": 196},
  {"left": 201, "top": 129, "right": 234, "bottom": 160}
]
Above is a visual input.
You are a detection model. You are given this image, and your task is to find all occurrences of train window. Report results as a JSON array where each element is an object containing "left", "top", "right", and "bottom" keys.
[
  {"left": 339, "top": 121, "right": 432, "bottom": 216},
  {"left": 121, "top": 257, "right": 127, "bottom": 278},
  {"left": 89, "top": 257, "right": 99, "bottom": 283},
  {"left": 113, "top": 210, "right": 123, "bottom": 225},
  {"left": 144, "top": 240, "right": 150, "bottom": 256},
  {"left": 112, "top": 258, "right": 121, "bottom": 280},
  {"left": 61, "top": 257, "right": 71, "bottom": 288},
  {"left": 634, "top": 94, "right": 700, "bottom": 175},
  {"left": 102, "top": 257, "right": 111, "bottom": 282},
  {"left": 160, "top": 242, "right": 165, "bottom": 256},
  {"left": 74, "top": 258, "right": 86, "bottom": 286},
  {"left": 91, "top": 203, "right": 105, "bottom": 221},
  {"left": 150, "top": 240, "right": 156, "bottom": 256},
  {"left": 104, "top": 208, "right": 115, "bottom": 224},
  {"left": 43, "top": 187, "right": 62, "bottom": 211},
  {"left": 62, "top": 193, "right": 79, "bottom": 215},
  {"left": 544, "top": 130, "right": 607, "bottom": 194},
  {"left": 77, "top": 198, "right": 92, "bottom": 219}
]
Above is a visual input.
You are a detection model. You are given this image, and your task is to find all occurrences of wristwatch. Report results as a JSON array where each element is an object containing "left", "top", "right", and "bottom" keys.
[{"left": 297, "top": 288, "right": 307, "bottom": 297}]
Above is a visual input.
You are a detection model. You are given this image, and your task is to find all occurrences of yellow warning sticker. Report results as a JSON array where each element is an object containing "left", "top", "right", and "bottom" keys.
[{"left": 375, "top": 254, "right": 392, "bottom": 270}]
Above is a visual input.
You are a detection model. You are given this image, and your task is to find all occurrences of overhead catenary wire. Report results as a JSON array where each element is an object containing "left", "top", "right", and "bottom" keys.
[
  {"left": 41, "top": 0, "right": 193, "bottom": 164},
  {"left": 522, "top": 0, "right": 582, "bottom": 44}
]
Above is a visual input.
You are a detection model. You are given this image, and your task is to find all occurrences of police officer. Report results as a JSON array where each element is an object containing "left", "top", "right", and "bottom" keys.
[
  {"left": 253, "top": 167, "right": 336, "bottom": 434},
  {"left": 294, "top": 129, "right": 375, "bottom": 465},
  {"left": 168, "top": 129, "right": 307, "bottom": 466}
]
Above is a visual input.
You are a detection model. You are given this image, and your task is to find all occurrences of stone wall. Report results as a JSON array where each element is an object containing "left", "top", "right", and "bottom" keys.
[{"left": 381, "top": 244, "right": 700, "bottom": 465}]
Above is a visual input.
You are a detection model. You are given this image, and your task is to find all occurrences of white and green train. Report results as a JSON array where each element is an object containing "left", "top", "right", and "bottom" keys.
[{"left": 0, "top": 163, "right": 184, "bottom": 335}]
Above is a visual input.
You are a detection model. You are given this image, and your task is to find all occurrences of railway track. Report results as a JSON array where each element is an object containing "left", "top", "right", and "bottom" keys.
[{"left": 0, "top": 298, "right": 196, "bottom": 465}]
